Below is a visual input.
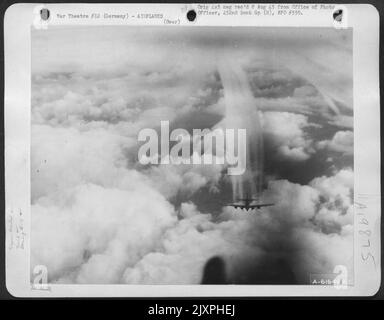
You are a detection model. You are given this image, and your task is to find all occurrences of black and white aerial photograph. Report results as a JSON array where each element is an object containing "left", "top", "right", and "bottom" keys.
[{"left": 30, "top": 26, "right": 354, "bottom": 285}]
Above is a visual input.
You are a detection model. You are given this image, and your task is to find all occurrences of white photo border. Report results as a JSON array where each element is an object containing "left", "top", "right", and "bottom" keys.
[{"left": 4, "top": 3, "right": 381, "bottom": 297}]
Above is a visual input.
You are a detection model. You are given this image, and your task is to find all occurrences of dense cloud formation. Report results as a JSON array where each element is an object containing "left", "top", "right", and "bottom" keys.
[
  {"left": 317, "top": 131, "right": 354, "bottom": 155},
  {"left": 31, "top": 27, "right": 353, "bottom": 284},
  {"left": 261, "top": 112, "right": 317, "bottom": 161}
]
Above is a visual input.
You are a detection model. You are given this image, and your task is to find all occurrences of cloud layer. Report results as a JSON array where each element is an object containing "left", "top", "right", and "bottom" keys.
[{"left": 31, "top": 26, "right": 353, "bottom": 284}]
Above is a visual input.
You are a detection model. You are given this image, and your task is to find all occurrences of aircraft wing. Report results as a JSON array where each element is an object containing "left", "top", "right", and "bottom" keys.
[
  {"left": 226, "top": 203, "right": 246, "bottom": 209},
  {"left": 226, "top": 203, "right": 274, "bottom": 210},
  {"left": 250, "top": 203, "right": 274, "bottom": 209}
]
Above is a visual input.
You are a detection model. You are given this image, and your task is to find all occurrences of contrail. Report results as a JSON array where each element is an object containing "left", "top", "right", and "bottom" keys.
[{"left": 218, "top": 59, "right": 264, "bottom": 201}]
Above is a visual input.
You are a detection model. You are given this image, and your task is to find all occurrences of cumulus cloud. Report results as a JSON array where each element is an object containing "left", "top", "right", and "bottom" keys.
[
  {"left": 122, "top": 202, "right": 248, "bottom": 284},
  {"left": 32, "top": 66, "right": 221, "bottom": 132},
  {"left": 31, "top": 98, "right": 354, "bottom": 284},
  {"left": 260, "top": 168, "right": 354, "bottom": 282},
  {"left": 32, "top": 183, "right": 176, "bottom": 283},
  {"left": 261, "top": 112, "right": 317, "bottom": 161},
  {"left": 31, "top": 159, "right": 353, "bottom": 284},
  {"left": 143, "top": 162, "right": 224, "bottom": 200},
  {"left": 31, "top": 124, "right": 137, "bottom": 202},
  {"left": 30, "top": 26, "right": 354, "bottom": 285},
  {"left": 30, "top": 123, "right": 231, "bottom": 284},
  {"left": 317, "top": 131, "right": 353, "bottom": 155}
]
